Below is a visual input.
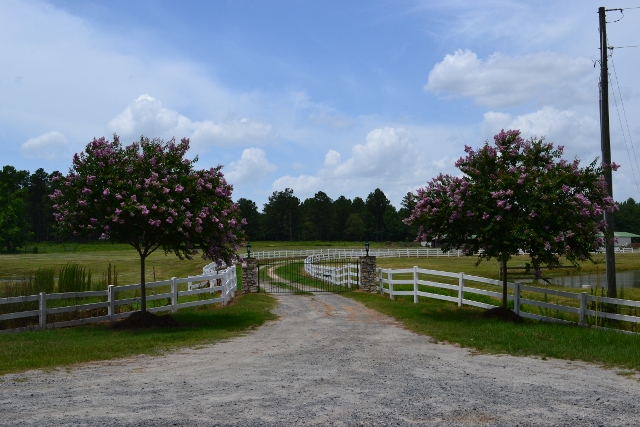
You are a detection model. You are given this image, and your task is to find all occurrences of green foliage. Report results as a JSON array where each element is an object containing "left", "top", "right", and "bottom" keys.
[
  {"left": 345, "top": 213, "right": 365, "bottom": 240},
  {"left": 407, "top": 130, "right": 618, "bottom": 307},
  {"left": 615, "top": 197, "right": 640, "bottom": 236},
  {"left": 262, "top": 188, "right": 301, "bottom": 241},
  {"left": 57, "top": 262, "right": 94, "bottom": 293},
  {"left": 51, "top": 136, "right": 244, "bottom": 312}
]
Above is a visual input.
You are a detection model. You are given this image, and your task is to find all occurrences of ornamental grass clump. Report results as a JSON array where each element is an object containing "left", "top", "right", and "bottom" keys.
[{"left": 405, "top": 129, "right": 618, "bottom": 309}]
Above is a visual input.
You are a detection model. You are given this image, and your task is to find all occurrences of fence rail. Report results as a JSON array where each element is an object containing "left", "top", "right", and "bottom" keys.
[
  {"left": 303, "top": 259, "right": 359, "bottom": 289},
  {"left": 378, "top": 266, "right": 640, "bottom": 327},
  {"left": 0, "top": 265, "right": 237, "bottom": 333},
  {"left": 250, "top": 246, "right": 637, "bottom": 260}
]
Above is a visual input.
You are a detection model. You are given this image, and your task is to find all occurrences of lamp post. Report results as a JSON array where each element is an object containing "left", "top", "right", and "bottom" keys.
[
  {"left": 246, "top": 242, "right": 252, "bottom": 259},
  {"left": 365, "top": 241, "right": 370, "bottom": 257}
]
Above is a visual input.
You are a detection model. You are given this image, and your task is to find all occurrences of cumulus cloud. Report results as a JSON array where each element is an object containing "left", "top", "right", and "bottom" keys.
[
  {"left": 480, "top": 107, "right": 600, "bottom": 153},
  {"left": 108, "top": 95, "right": 275, "bottom": 147},
  {"left": 272, "top": 127, "right": 452, "bottom": 204},
  {"left": 425, "top": 49, "right": 593, "bottom": 108},
  {"left": 225, "top": 148, "right": 277, "bottom": 185},
  {"left": 20, "top": 131, "right": 69, "bottom": 160}
]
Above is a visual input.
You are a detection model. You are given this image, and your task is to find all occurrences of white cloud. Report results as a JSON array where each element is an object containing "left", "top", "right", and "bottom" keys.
[
  {"left": 272, "top": 127, "right": 453, "bottom": 204},
  {"left": 20, "top": 131, "right": 69, "bottom": 160},
  {"left": 324, "top": 150, "right": 341, "bottom": 167},
  {"left": 480, "top": 107, "right": 600, "bottom": 154},
  {"left": 108, "top": 95, "right": 275, "bottom": 147},
  {"left": 425, "top": 49, "right": 593, "bottom": 108},
  {"left": 225, "top": 148, "right": 277, "bottom": 185},
  {"left": 308, "top": 112, "right": 354, "bottom": 129}
]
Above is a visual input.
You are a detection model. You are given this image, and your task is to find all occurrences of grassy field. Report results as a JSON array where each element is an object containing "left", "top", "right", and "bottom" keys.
[
  {"left": 0, "top": 244, "right": 212, "bottom": 285},
  {"left": 345, "top": 291, "right": 640, "bottom": 372},
  {"left": 0, "top": 293, "right": 277, "bottom": 376}
]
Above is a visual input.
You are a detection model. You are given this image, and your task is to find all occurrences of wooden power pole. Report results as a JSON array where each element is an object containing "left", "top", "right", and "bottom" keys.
[{"left": 599, "top": 6, "right": 617, "bottom": 298}]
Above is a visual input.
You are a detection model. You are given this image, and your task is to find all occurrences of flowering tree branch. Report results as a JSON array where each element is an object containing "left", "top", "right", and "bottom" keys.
[
  {"left": 406, "top": 130, "right": 618, "bottom": 309},
  {"left": 51, "top": 135, "right": 245, "bottom": 313}
]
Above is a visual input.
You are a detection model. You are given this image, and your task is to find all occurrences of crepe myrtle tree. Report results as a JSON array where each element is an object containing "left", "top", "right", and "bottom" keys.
[
  {"left": 405, "top": 130, "right": 618, "bottom": 309},
  {"left": 51, "top": 135, "right": 245, "bottom": 314}
]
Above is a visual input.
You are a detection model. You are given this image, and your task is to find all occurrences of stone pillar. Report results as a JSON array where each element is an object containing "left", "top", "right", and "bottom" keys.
[
  {"left": 241, "top": 258, "right": 258, "bottom": 293},
  {"left": 359, "top": 256, "right": 377, "bottom": 292}
]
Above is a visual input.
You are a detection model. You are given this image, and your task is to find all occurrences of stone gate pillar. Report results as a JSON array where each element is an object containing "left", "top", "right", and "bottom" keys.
[
  {"left": 241, "top": 258, "right": 258, "bottom": 293},
  {"left": 359, "top": 256, "right": 377, "bottom": 292}
]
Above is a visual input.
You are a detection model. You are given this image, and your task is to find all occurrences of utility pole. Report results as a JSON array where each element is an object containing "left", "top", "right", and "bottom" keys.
[{"left": 599, "top": 6, "right": 617, "bottom": 299}]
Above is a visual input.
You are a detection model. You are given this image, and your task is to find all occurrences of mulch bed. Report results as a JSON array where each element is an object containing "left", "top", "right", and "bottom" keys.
[
  {"left": 482, "top": 307, "right": 523, "bottom": 323},
  {"left": 110, "top": 311, "right": 182, "bottom": 330}
]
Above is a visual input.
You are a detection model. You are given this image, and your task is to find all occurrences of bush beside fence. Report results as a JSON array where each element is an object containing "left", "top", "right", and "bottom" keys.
[{"left": 0, "top": 265, "right": 237, "bottom": 333}]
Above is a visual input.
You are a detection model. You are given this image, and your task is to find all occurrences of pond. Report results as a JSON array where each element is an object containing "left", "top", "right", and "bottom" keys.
[{"left": 547, "top": 270, "right": 640, "bottom": 289}]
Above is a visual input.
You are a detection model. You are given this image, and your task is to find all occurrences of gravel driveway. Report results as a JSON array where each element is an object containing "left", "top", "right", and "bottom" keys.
[{"left": 2, "top": 293, "right": 640, "bottom": 426}]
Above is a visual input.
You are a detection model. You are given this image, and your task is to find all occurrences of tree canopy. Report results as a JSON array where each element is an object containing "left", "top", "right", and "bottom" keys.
[
  {"left": 51, "top": 135, "right": 244, "bottom": 312},
  {"left": 406, "top": 130, "right": 618, "bottom": 307}
]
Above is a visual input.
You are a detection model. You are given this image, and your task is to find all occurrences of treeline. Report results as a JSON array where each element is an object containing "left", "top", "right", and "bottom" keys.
[
  {"left": 237, "top": 188, "right": 418, "bottom": 242},
  {"left": 4, "top": 162, "right": 640, "bottom": 251},
  {"left": 1, "top": 166, "right": 58, "bottom": 251}
]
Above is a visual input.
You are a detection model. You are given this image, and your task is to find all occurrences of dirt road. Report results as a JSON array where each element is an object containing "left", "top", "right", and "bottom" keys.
[{"left": 2, "top": 293, "right": 639, "bottom": 426}]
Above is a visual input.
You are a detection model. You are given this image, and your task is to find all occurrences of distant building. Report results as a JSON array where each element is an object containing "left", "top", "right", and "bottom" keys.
[{"left": 614, "top": 232, "right": 640, "bottom": 248}]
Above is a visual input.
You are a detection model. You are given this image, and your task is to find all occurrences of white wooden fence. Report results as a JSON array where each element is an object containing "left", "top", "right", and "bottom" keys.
[
  {"left": 251, "top": 247, "right": 638, "bottom": 260},
  {"left": 303, "top": 254, "right": 359, "bottom": 288},
  {"left": 0, "top": 265, "right": 237, "bottom": 333},
  {"left": 378, "top": 266, "right": 640, "bottom": 327}
]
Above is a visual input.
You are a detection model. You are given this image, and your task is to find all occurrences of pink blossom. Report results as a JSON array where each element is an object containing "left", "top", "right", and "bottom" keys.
[
  {"left": 103, "top": 188, "right": 110, "bottom": 196},
  {"left": 175, "top": 184, "right": 184, "bottom": 193}
]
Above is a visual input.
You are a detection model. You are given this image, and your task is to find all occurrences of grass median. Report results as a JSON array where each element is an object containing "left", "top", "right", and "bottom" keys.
[
  {"left": 344, "top": 291, "right": 640, "bottom": 371},
  {"left": 0, "top": 293, "right": 277, "bottom": 376}
]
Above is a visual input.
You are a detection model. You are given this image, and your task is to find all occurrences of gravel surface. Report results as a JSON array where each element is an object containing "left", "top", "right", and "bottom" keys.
[{"left": 2, "top": 293, "right": 640, "bottom": 426}]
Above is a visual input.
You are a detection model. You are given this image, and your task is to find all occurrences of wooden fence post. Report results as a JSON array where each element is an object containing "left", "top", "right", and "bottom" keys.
[
  {"left": 579, "top": 292, "right": 588, "bottom": 325},
  {"left": 413, "top": 266, "right": 419, "bottom": 304},
  {"left": 458, "top": 272, "right": 464, "bottom": 307},
  {"left": 378, "top": 268, "right": 383, "bottom": 294},
  {"left": 108, "top": 285, "right": 115, "bottom": 321},
  {"left": 39, "top": 292, "right": 47, "bottom": 329},
  {"left": 389, "top": 270, "right": 395, "bottom": 300},
  {"left": 171, "top": 277, "right": 178, "bottom": 313},
  {"left": 514, "top": 282, "right": 521, "bottom": 315}
]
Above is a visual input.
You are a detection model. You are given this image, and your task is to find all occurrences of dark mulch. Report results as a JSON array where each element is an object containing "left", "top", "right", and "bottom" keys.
[
  {"left": 482, "top": 307, "right": 523, "bottom": 323},
  {"left": 110, "top": 311, "right": 182, "bottom": 330}
]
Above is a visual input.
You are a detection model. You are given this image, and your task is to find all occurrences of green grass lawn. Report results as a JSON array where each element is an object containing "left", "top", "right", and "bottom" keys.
[
  {"left": 345, "top": 291, "right": 640, "bottom": 371},
  {"left": 0, "top": 293, "right": 277, "bottom": 375},
  {"left": 0, "top": 246, "right": 211, "bottom": 286}
]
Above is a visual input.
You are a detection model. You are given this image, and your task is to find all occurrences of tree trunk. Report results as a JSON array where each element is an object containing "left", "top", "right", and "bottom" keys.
[
  {"left": 501, "top": 259, "right": 508, "bottom": 309},
  {"left": 140, "top": 254, "right": 147, "bottom": 313}
]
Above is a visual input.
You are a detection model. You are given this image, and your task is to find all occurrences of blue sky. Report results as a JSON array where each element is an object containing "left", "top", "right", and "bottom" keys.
[{"left": 2, "top": 0, "right": 640, "bottom": 209}]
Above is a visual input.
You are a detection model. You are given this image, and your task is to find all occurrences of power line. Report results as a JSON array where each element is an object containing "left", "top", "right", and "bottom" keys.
[{"left": 609, "top": 48, "right": 640, "bottom": 198}]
